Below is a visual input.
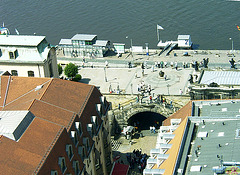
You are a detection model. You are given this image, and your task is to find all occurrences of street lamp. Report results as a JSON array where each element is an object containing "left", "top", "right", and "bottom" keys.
[
  {"left": 126, "top": 36, "right": 133, "bottom": 59},
  {"left": 229, "top": 37, "right": 234, "bottom": 53},
  {"left": 104, "top": 67, "right": 107, "bottom": 82},
  {"left": 167, "top": 84, "right": 170, "bottom": 95}
]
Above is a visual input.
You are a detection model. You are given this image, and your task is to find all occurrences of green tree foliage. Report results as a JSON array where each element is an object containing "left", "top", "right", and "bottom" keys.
[
  {"left": 58, "top": 64, "right": 63, "bottom": 75},
  {"left": 64, "top": 63, "right": 78, "bottom": 78},
  {"left": 72, "top": 74, "right": 82, "bottom": 82}
]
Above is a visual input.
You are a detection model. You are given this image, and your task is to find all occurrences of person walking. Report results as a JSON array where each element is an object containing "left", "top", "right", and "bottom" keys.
[
  {"left": 153, "top": 126, "right": 156, "bottom": 133},
  {"left": 175, "top": 61, "right": 178, "bottom": 70}
]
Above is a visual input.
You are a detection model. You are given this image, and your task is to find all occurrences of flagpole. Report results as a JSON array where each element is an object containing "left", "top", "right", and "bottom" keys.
[{"left": 157, "top": 24, "right": 164, "bottom": 42}]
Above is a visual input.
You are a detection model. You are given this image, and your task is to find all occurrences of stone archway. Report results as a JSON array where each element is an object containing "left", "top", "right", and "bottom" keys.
[{"left": 127, "top": 111, "right": 167, "bottom": 131}]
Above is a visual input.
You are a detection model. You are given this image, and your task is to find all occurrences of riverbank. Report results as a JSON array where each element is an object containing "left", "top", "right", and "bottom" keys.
[
  {"left": 57, "top": 49, "right": 240, "bottom": 66},
  {"left": 106, "top": 49, "right": 239, "bottom": 64}
]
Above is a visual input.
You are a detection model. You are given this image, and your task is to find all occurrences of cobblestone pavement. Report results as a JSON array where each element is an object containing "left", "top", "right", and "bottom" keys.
[{"left": 112, "top": 130, "right": 158, "bottom": 175}]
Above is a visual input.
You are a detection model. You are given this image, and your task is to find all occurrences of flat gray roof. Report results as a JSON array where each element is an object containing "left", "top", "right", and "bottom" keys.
[
  {"left": 186, "top": 118, "right": 240, "bottom": 175},
  {"left": 59, "top": 39, "right": 72, "bottom": 45},
  {"left": 194, "top": 100, "right": 240, "bottom": 117},
  {"left": 71, "top": 34, "right": 97, "bottom": 41},
  {"left": 93, "top": 40, "right": 109, "bottom": 47},
  {"left": 178, "top": 35, "right": 190, "bottom": 40},
  {"left": 185, "top": 100, "right": 240, "bottom": 174},
  {"left": 200, "top": 71, "right": 240, "bottom": 85},
  {"left": 0, "top": 35, "right": 45, "bottom": 46}
]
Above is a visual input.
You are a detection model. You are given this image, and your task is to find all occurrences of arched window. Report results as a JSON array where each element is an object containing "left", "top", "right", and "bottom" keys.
[{"left": 28, "top": 71, "right": 34, "bottom": 77}]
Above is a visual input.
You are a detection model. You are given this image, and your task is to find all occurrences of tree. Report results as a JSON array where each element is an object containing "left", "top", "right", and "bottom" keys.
[
  {"left": 72, "top": 74, "right": 82, "bottom": 82},
  {"left": 64, "top": 63, "right": 78, "bottom": 79},
  {"left": 58, "top": 64, "right": 63, "bottom": 76}
]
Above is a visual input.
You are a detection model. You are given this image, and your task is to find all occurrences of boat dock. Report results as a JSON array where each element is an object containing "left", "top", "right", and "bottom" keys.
[{"left": 157, "top": 35, "right": 193, "bottom": 55}]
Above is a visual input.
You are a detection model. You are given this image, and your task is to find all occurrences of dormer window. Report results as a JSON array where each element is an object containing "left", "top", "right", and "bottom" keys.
[
  {"left": 96, "top": 104, "right": 103, "bottom": 116},
  {"left": 91, "top": 116, "right": 98, "bottom": 130},
  {"left": 75, "top": 121, "right": 82, "bottom": 136},
  {"left": 100, "top": 96, "right": 107, "bottom": 109},
  {"left": 71, "top": 131, "right": 79, "bottom": 146},
  {"left": 87, "top": 124, "right": 94, "bottom": 137}
]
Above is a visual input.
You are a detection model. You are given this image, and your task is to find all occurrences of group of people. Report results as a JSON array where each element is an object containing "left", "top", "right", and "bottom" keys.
[
  {"left": 150, "top": 126, "right": 156, "bottom": 133},
  {"left": 126, "top": 149, "right": 148, "bottom": 173},
  {"left": 137, "top": 81, "right": 152, "bottom": 96}
]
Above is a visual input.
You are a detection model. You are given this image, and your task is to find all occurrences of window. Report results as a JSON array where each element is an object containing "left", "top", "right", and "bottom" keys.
[
  {"left": 78, "top": 146, "right": 86, "bottom": 160},
  {"left": 95, "top": 158, "right": 101, "bottom": 170},
  {"left": 11, "top": 70, "right": 18, "bottom": 76},
  {"left": 75, "top": 122, "right": 82, "bottom": 136},
  {"left": 95, "top": 149, "right": 101, "bottom": 170},
  {"left": 71, "top": 131, "right": 79, "bottom": 146},
  {"left": 91, "top": 116, "right": 98, "bottom": 130},
  {"left": 96, "top": 104, "right": 102, "bottom": 116},
  {"left": 83, "top": 137, "right": 90, "bottom": 152},
  {"left": 66, "top": 144, "right": 74, "bottom": 160},
  {"left": 9, "top": 52, "right": 14, "bottom": 59},
  {"left": 73, "top": 160, "right": 80, "bottom": 175},
  {"left": 9, "top": 50, "right": 18, "bottom": 59},
  {"left": 87, "top": 124, "right": 94, "bottom": 138},
  {"left": 28, "top": 71, "right": 34, "bottom": 77},
  {"left": 100, "top": 96, "right": 106, "bottom": 109},
  {"left": 50, "top": 170, "right": 58, "bottom": 175},
  {"left": 58, "top": 157, "right": 67, "bottom": 174}
]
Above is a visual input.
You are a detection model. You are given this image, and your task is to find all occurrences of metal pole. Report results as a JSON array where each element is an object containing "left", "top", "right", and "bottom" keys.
[
  {"left": 104, "top": 67, "right": 107, "bottom": 82},
  {"left": 131, "top": 83, "right": 133, "bottom": 94},
  {"left": 157, "top": 28, "right": 159, "bottom": 41},
  {"left": 130, "top": 39, "right": 133, "bottom": 61},
  {"left": 229, "top": 38, "right": 234, "bottom": 53}
]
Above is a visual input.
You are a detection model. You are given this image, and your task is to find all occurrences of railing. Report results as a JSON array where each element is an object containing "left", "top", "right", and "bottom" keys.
[{"left": 110, "top": 95, "right": 180, "bottom": 117}]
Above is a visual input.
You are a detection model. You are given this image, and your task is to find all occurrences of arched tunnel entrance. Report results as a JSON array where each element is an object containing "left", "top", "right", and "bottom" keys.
[{"left": 127, "top": 111, "right": 166, "bottom": 131}]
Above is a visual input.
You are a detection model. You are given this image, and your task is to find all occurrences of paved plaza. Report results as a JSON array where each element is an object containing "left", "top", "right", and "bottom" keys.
[
  {"left": 58, "top": 49, "right": 240, "bottom": 96},
  {"left": 79, "top": 66, "right": 193, "bottom": 95}
]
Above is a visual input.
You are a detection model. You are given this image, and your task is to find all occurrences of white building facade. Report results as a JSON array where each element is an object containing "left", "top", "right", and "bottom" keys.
[
  {"left": 0, "top": 35, "right": 59, "bottom": 78},
  {"left": 58, "top": 34, "right": 110, "bottom": 58}
]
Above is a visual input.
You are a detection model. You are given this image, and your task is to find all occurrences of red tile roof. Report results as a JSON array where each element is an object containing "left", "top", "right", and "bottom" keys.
[{"left": 0, "top": 76, "right": 100, "bottom": 174}]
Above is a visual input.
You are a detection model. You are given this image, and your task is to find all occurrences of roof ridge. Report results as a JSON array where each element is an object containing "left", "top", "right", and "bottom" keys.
[
  {"left": 33, "top": 126, "right": 65, "bottom": 174},
  {"left": 38, "top": 78, "right": 53, "bottom": 101},
  {"left": 4, "top": 79, "right": 52, "bottom": 108},
  {"left": 78, "top": 86, "right": 95, "bottom": 116},
  {"left": 2, "top": 75, "right": 11, "bottom": 107}
]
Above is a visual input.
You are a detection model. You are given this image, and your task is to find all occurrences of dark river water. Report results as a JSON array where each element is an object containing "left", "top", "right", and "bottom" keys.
[{"left": 1, "top": 0, "right": 240, "bottom": 49}]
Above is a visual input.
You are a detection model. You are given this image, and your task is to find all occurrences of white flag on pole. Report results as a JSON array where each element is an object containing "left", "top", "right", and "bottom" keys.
[{"left": 157, "top": 24, "right": 164, "bottom": 30}]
